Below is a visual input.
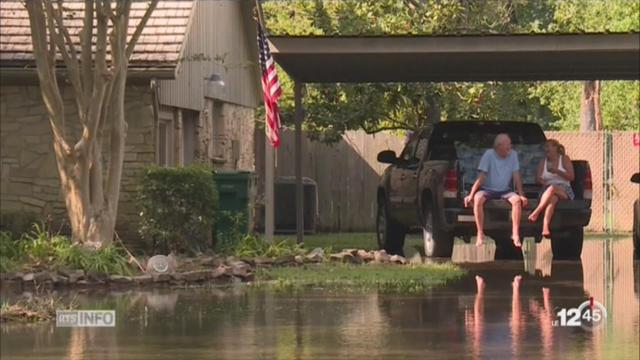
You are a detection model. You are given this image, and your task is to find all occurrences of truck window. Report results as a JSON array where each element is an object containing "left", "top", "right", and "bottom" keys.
[
  {"left": 427, "top": 122, "right": 546, "bottom": 185},
  {"left": 400, "top": 132, "right": 428, "bottom": 163},
  {"left": 399, "top": 136, "right": 419, "bottom": 162}
]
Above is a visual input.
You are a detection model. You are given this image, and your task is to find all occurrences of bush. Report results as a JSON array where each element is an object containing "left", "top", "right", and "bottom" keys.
[
  {"left": 0, "top": 224, "right": 134, "bottom": 275},
  {"left": 215, "top": 211, "right": 248, "bottom": 253},
  {"left": 137, "top": 164, "right": 218, "bottom": 254}
]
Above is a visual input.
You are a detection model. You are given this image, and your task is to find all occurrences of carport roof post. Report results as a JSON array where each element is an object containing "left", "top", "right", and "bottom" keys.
[{"left": 274, "top": 32, "right": 640, "bottom": 243}]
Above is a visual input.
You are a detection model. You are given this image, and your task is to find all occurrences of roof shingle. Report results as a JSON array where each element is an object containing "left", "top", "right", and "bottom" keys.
[{"left": 0, "top": 0, "right": 194, "bottom": 68}]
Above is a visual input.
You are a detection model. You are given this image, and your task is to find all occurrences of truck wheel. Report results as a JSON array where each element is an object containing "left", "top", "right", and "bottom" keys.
[
  {"left": 423, "top": 204, "right": 453, "bottom": 258},
  {"left": 551, "top": 227, "right": 584, "bottom": 260},
  {"left": 376, "top": 201, "right": 406, "bottom": 256}
]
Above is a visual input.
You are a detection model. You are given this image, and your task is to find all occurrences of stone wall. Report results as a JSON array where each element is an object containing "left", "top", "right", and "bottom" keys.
[
  {"left": 0, "top": 85, "right": 155, "bottom": 245},
  {"left": 209, "top": 100, "right": 255, "bottom": 172}
]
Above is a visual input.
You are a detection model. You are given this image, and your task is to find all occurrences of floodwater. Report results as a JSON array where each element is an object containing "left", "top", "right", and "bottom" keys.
[{"left": 1, "top": 237, "right": 639, "bottom": 360}]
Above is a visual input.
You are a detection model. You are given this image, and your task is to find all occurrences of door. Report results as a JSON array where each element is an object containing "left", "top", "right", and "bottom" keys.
[
  {"left": 399, "top": 135, "right": 428, "bottom": 225},
  {"left": 388, "top": 132, "right": 426, "bottom": 226},
  {"left": 387, "top": 135, "right": 419, "bottom": 218}
]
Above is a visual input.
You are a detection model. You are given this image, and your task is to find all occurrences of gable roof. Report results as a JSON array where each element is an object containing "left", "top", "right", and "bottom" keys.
[{"left": 0, "top": 1, "right": 194, "bottom": 78}]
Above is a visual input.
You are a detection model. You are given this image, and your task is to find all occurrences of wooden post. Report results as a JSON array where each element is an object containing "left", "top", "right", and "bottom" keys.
[
  {"left": 294, "top": 81, "right": 304, "bottom": 244},
  {"left": 255, "top": 0, "right": 274, "bottom": 243},
  {"left": 265, "top": 132, "right": 274, "bottom": 243}
]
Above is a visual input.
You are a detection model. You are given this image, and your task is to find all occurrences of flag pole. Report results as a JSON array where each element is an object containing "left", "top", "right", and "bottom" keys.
[{"left": 255, "top": 0, "right": 274, "bottom": 243}]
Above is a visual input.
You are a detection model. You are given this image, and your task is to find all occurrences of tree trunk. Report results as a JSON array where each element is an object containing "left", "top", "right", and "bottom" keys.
[
  {"left": 25, "top": 0, "right": 158, "bottom": 248},
  {"left": 580, "top": 80, "right": 602, "bottom": 131}
]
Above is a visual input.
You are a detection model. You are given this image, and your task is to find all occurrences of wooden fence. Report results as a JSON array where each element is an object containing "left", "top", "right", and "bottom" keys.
[{"left": 256, "top": 130, "right": 639, "bottom": 233}]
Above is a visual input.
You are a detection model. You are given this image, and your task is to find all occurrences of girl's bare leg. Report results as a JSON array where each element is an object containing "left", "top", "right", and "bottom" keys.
[
  {"left": 528, "top": 186, "right": 555, "bottom": 222},
  {"left": 542, "top": 186, "right": 568, "bottom": 237}
]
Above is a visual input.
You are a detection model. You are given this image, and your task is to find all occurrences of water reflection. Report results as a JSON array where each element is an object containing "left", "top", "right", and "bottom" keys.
[{"left": 1, "top": 238, "right": 638, "bottom": 360}]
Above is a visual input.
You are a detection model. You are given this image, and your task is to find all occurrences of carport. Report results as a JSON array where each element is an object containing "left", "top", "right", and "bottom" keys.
[{"left": 264, "top": 32, "right": 640, "bottom": 243}]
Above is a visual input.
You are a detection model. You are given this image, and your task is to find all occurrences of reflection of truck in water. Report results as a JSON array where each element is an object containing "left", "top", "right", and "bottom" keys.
[{"left": 376, "top": 121, "right": 593, "bottom": 260}]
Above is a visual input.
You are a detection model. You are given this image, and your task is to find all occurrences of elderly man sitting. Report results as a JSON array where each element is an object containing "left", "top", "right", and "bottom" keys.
[{"left": 463, "top": 133, "right": 528, "bottom": 247}]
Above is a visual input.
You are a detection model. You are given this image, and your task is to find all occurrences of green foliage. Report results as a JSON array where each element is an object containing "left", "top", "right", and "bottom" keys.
[
  {"left": 550, "top": 0, "right": 639, "bottom": 32},
  {"left": 234, "top": 234, "right": 305, "bottom": 258},
  {"left": 137, "top": 164, "right": 218, "bottom": 254},
  {"left": 0, "top": 231, "right": 20, "bottom": 272},
  {"left": 0, "top": 211, "right": 39, "bottom": 238},
  {"left": 215, "top": 211, "right": 248, "bottom": 253},
  {"left": 255, "top": 262, "right": 465, "bottom": 293},
  {"left": 530, "top": 0, "right": 640, "bottom": 130},
  {"left": 0, "top": 224, "right": 134, "bottom": 275},
  {"left": 262, "top": 0, "right": 639, "bottom": 137}
]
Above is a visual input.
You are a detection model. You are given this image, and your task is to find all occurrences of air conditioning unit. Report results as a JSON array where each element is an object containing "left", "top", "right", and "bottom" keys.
[{"left": 273, "top": 176, "right": 318, "bottom": 234}]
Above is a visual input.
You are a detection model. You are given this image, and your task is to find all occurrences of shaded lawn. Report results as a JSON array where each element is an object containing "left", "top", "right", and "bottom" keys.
[
  {"left": 255, "top": 262, "right": 465, "bottom": 294},
  {"left": 267, "top": 232, "right": 625, "bottom": 258}
]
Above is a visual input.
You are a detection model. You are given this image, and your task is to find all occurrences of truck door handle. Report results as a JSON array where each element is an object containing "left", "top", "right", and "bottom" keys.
[{"left": 400, "top": 174, "right": 406, "bottom": 180}]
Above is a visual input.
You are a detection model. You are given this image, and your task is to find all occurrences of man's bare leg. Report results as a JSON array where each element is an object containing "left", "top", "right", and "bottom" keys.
[
  {"left": 508, "top": 195, "right": 523, "bottom": 247},
  {"left": 473, "top": 192, "right": 487, "bottom": 246}
]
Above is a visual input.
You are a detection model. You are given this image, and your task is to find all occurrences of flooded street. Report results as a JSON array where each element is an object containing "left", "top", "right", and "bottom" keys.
[{"left": 2, "top": 237, "right": 639, "bottom": 360}]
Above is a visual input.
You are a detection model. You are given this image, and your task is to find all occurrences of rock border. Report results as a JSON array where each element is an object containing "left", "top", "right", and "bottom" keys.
[{"left": 0, "top": 249, "right": 421, "bottom": 291}]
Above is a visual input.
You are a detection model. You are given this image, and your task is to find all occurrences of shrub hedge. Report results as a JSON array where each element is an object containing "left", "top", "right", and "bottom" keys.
[{"left": 137, "top": 164, "right": 218, "bottom": 254}]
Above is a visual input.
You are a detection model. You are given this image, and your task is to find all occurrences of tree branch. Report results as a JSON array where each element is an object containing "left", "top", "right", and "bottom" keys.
[
  {"left": 45, "top": 0, "right": 84, "bottom": 121},
  {"left": 361, "top": 125, "right": 412, "bottom": 134},
  {"left": 81, "top": 0, "right": 94, "bottom": 107},
  {"left": 125, "top": 0, "right": 159, "bottom": 59},
  {"left": 25, "top": 0, "right": 72, "bottom": 154}
]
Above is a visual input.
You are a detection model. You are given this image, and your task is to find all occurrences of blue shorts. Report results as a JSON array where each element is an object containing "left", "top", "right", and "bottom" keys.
[{"left": 478, "top": 189, "right": 517, "bottom": 200}]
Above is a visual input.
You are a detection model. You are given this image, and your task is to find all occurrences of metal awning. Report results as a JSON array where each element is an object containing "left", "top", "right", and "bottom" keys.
[{"left": 269, "top": 33, "right": 640, "bottom": 82}]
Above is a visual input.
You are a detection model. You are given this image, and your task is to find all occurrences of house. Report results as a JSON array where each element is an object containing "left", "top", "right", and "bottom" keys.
[{"left": 0, "top": 0, "right": 261, "bottom": 242}]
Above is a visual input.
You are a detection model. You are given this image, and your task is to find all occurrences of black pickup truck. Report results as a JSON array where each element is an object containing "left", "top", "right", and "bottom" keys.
[{"left": 376, "top": 121, "right": 593, "bottom": 260}]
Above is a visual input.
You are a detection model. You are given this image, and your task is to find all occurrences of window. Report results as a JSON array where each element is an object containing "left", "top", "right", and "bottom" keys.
[
  {"left": 400, "top": 135, "right": 419, "bottom": 162},
  {"left": 182, "top": 110, "right": 198, "bottom": 165},
  {"left": 399, "top": 131, "right": 427, "bottom": 163},
  {"left": 157, "top": 109, "right": 174, "bottom": 167}
]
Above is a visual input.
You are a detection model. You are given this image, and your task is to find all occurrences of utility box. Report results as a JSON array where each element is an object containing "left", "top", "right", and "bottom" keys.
[
  {"left": 273, "top": 176, "right": 318, "bottom": 234},
  {"left": 214, "top": 171, "right": 256, "bottom": 238}
]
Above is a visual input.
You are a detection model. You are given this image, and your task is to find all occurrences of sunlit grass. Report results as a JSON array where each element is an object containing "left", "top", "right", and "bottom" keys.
[{"left": 255, "top": 262, "right": 465, "bottom": 294}]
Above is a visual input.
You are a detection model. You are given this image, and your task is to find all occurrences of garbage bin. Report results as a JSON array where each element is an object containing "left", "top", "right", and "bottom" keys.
[{"left": 214, "top": 171, "right": 256, "bottom": 245}]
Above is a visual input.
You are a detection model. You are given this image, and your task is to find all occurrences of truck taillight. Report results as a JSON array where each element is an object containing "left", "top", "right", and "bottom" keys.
[
  {"left": 444, "top": 169, "right": 457, "bottom": 198},
  {"left": 583, "top": 168, "right": 593, "bottom": 199}
]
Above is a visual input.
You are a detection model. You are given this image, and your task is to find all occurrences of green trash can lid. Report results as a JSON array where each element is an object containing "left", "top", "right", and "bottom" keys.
[{"left": 213, "top": 171, "right": 255, "bottom": 180}]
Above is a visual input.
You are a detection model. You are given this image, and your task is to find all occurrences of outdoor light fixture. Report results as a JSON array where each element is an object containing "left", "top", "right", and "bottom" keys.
[{"left": 204, "top": 73, "right": 225, "bottom": 87}]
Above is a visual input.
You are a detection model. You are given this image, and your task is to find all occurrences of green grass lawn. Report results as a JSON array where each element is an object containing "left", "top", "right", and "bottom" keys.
[{"left": 255, "top": 262, "right": 465, "bottom": 294}]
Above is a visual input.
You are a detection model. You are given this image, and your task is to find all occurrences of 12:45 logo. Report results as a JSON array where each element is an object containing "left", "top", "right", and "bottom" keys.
[{"left": 554, "top": 297, "right": 607, "bottom": 331}]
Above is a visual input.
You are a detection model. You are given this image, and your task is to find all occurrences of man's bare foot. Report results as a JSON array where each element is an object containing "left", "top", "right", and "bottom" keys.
[
  {"left": 542, "top": 230, "right": 551, "bottom": 239},
  {"left": 475, "top": 233, "right": 485, "bottom": 247},
  {"left": 527, "top": 212, "right": 539, "bottom": 222},
  {"left": 512, "top": 234, "right": 522, "bottom": 248}
]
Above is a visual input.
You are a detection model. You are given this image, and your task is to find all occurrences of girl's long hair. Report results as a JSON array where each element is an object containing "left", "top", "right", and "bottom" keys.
[{"left": 546, "top": 139, "right": 566, "bottom": 156}]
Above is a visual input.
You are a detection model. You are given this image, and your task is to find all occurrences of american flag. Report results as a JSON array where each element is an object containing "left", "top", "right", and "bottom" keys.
[{"left": 257, "top": 23, "right": 282, "bottom": 148}]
